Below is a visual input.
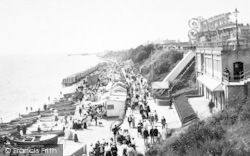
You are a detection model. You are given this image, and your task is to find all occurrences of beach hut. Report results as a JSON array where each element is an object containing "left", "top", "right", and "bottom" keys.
[
  {"left": 87, "top": 73, "right": 100, "bottom": 86},
  {"left": 110, "top": 86, "right": 127, "bottom": 97},
  {"left": 106, "top": 95, "right": 126, "bottom": 117},
  {"left": 111, "top": 81, "right": 127, "bottom": 90}
]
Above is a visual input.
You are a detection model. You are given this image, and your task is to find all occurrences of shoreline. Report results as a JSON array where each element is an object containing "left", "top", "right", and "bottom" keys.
[{"left": 0, "top": 57, "right": 103, "bottom": 123}]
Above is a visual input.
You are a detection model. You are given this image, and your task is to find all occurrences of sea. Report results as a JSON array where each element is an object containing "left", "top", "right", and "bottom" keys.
[{"left": 0, "top": 54, "right": 101, "bottom": 122}]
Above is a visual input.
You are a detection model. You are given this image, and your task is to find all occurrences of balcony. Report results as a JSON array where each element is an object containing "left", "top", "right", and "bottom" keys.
[
  {"left": 223, "top": 70, "right": 250, "bottom": 83},
  {"left": 197, "top": 41, "right": 250, "bottom": 51}
]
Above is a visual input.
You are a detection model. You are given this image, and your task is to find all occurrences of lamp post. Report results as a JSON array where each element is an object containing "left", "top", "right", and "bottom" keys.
[{"left": 233, "top": 8, "right": 239, "bottom": 50}]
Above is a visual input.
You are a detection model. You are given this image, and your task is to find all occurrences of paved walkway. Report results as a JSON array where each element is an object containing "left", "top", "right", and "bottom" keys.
[
  {"left": 26, "top": 107, "right": 118, "bottom": 156},
  {"left": 118, "top": 97, "right": 182, "bottom": 154},
  {"left": 119, "top": 67, "right": 182, "bottom": 155}
]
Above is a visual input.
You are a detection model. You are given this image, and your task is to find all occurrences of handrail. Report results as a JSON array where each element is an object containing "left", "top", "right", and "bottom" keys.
[
  {"left": 170, "top": 58, "right": 195, "bottom": 92},
  {"left": 223, "top": 70, "right": 250, "bottom": 82}
]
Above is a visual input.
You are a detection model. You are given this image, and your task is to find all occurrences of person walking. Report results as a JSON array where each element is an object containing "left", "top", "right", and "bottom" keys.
[
  {"left": 146, "top": 105, "right": 150, "bottom": 113},
  {"left": 153, "top": 126, "right": 159, "bottom": 143},
  {"left": 169, "top": 92, "right": 173, "bottom": 109},
  {"left": 137, "top": 121, "right": 143, "bottom": 138},
  {"left": 127, "top": 115, "right": 132, "bottom": 128},
  {"left": 161, "top": 116, "right": 166, "bottom": 129},
  {"left": 143, "top": 128, "right": 149, "bottom": 145},
  {"left": 94, "top": 115, "right": 98, "bottom": 126},
  {"left": 112, "top": 125, "right": 119, "bottom": 144},
  {"left": 154, "top": 111, "right": 158, "bottom": 124},
  {"left": 131, "top": 115, "right": 135, "bottom": 128},
  {"left": 79, "top": 107, "right": 82, "bottom": 116},
  {"left": 150, "top": 115, "right": 155, "bottom": 126},
  {"left": 149, "top": 126, "right": 154, "bottom": 144}
]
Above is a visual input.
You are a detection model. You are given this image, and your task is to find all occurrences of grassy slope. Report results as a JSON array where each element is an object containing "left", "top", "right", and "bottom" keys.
[{"left": 146, "top": 98, "right": 250, "bottom": 156}]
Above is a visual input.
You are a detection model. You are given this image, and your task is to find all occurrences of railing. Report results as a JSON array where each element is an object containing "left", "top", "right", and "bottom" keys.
[
  {"left": 223, "top": 71, "right": 230, "bottom": 82},
  {"left": 197, "top": 41, "right": 250, "bottom": 50},
  {"left": 223, "top": 70, "right": 250, "bottom": 82}
]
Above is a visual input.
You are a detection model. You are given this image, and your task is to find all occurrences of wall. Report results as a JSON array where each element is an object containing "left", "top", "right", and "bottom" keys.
[
  {"left": 247, "top": 82, "right": 250, "bottom": 98},
  {"left": 106, "top": 100, "right": 125, "bottom": 117},
  {"left": 222, "top": 49, "right": 250, "bottom": 81},
  {"left": 196, "top": 48, "right": 222, "bottom": 81}
]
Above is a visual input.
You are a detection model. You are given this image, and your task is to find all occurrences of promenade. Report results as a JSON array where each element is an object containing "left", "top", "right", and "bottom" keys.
[
  {"left": 119, "top": 67, "right": 182, "bottom": 155},
  {"left": 2, "top": 61, "right": 182, "bottom": 156}
]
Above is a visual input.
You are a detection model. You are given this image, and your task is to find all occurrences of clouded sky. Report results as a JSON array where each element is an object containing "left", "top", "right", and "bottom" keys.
[{"left": 0, "top": 0, "right": 249, "bottom": 55}]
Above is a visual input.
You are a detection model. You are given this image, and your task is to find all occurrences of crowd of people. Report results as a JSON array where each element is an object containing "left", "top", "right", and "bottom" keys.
[
  {"left": 89, "top": 131, "right": 137, "bottom": 156},
  {"left": 124, "top": 67, "right": 165, "bottom": 146}
]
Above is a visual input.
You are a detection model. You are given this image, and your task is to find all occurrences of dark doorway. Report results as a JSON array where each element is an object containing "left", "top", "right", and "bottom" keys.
[{"left": 233, "top": 62, "right": 244, "bottom": 80}]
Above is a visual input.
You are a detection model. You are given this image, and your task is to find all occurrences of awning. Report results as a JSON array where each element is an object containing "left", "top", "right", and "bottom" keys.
[
  {"left": 214, "top": 84, "right": 223, "bottom": 91},
  {"left": 152, "top": 81, "right": 169, "bottom": 89},
  {"left": 197, "top": 75, "right": 223, "bottom": 92}
]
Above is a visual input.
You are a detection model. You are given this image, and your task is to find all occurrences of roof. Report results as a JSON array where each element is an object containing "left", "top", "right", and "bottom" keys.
[
  {"left": 108, "top": 95, "right": 126, "bottom": 101},
  {"left": 152, "top": 81, "right": 169, "bottom": 89},
  {"left": 112, "top": 81, "right": 126, "bottom": 89},
  {"left": 197, "top": 75, "right": 223, "bottom": 91},
  {"left": 111, "top": 86, "right": 127, "bottom": 93}
]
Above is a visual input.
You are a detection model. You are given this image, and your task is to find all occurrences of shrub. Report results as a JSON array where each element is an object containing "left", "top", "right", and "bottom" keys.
[
  {"left": 168, "top": 51, "right": 183, "bottom": 64},
  {"left": 154, "top": 61, "right": 171, "bottom": 75}
]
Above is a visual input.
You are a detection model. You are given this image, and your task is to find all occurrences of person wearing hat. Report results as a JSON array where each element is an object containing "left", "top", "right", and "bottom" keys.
[
  {"left": 143, "top": 128, "right": 149, "bottom": 145},
  {"left": 149, "top": 126, "right": 154, "bottom": 144},
  {"left": 153, "top": 126, "right": 159, "bottom": 143}
]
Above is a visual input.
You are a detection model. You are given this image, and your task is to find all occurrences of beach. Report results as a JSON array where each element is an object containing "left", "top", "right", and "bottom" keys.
[{"left": 0, "top": 54, "right": 101, "bottom": 122}]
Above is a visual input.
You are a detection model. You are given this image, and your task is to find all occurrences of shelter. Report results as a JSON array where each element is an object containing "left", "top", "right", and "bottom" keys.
[
  {"left": 152, "top": 81, "right": 169, "bottom": 95},
  {"left": 106, "top": 95, "right": 126, "bottom": 117}
]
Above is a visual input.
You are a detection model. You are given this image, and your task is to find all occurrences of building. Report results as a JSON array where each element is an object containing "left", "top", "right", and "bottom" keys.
[
  {"left": 106, "top": 95, "right": 126, "bottom": 117},
  {"left": 194, "top": 12, "right": 250, "bottom": 110}
]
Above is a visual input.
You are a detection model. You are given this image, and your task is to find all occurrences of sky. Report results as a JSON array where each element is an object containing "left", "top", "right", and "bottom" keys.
[{"left": 0, "top": 0, "right": 250, "bottom": 55}]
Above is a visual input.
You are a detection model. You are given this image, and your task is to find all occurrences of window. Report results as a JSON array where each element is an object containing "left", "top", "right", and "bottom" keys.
[
  {"left": 205, "top": 56, "right": 212, "bottom": 76},
  {"left": 107, "top": 105, "right": 114, "bottom": 110},
  {"left": 197, "top": 54, "right": 201, "bottom": 71},
  {"left": 233, "top": 62, "right": 244, "bottom": 80},
  {"left": 213, "top": 59, "right": 221, "bottom": 79}
]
